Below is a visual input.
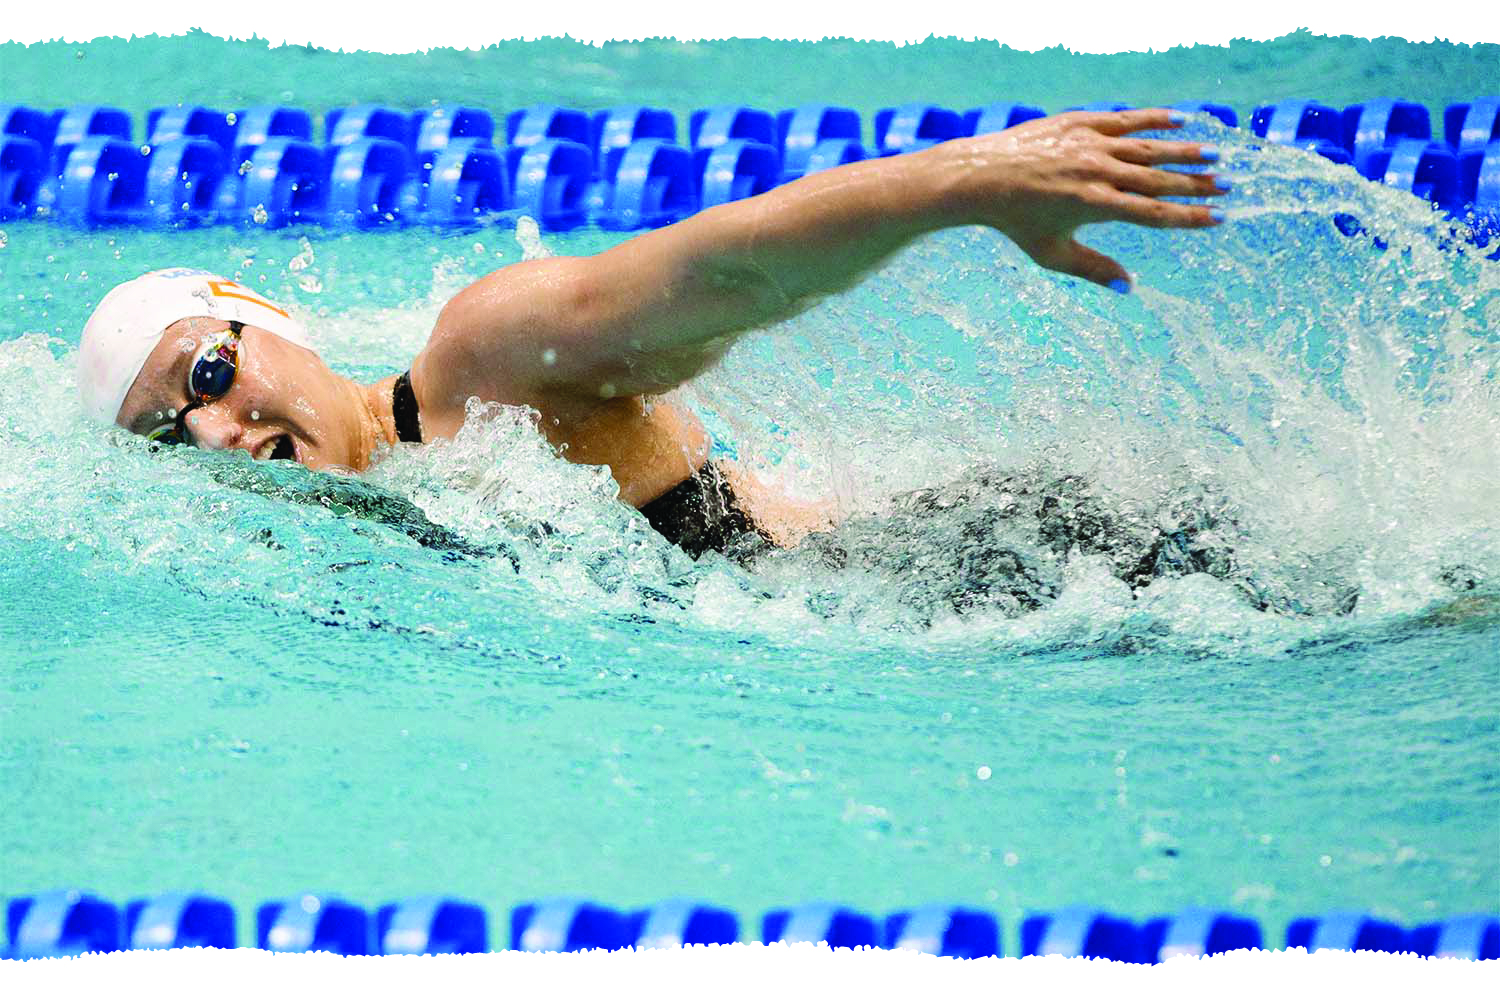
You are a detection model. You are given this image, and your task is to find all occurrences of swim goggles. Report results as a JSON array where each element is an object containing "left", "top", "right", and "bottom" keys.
[{"left": 146, "top": 321, "right": 244, "bottom": 447}]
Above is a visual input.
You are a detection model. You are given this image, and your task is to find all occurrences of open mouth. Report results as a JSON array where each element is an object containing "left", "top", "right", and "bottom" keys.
[
  {"left": 270, "top": 435, "right": 296, "bottom": 461},
  {"left": 256, "top": 434, "right": 297, "bottom": 462}
]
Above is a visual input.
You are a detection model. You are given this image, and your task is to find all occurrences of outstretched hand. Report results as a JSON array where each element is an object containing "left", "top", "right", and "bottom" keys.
[{"left": 934, "top": 109, "right": 1227, "bottom": 290}]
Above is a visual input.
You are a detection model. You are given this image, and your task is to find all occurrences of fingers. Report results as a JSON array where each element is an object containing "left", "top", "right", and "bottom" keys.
[
  {"left": 1093, "top": 189, "right": 1225, "bottom": 229},
  {"left": 1065, "top": 108, "right": 1182, "bottom": 137},
  {"left": 1027, "top": 237, "right": 1131, "bottom": 290},
  {"left": 1108, "top": 161, "right": 1227, "bottom": 199},
  {"left": 1108, "top": 137, "right": 1219, "bottom": 167}
]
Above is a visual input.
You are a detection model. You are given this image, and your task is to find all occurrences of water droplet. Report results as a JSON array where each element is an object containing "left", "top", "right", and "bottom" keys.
[
  {"left": 225, "top": 111, "right": 237, "bottom": 126},
  {"left": 976, "top": 765, "right": 992, "bottom": 781},
  {"left": 250, "top": 410, "right": 260, "bottom": 421},
  {"left": 0, "top": 231, "right": 7, "bottom": 249}
]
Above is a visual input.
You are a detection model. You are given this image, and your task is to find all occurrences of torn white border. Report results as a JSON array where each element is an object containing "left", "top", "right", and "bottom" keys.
[
  {"left": 1, "top": 945, "right": 1497, "bottom": 997},
  {"left": 4, "top": 3, "right": 1496, "bottom": 994},
  {"left": 3, "top": 4, "right": 1498, "bottom": 53}
]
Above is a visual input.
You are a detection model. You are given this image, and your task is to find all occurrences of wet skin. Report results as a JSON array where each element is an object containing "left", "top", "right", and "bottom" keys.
[{"left": 112, "top": 110, "right": 1226, "bottom": 545}]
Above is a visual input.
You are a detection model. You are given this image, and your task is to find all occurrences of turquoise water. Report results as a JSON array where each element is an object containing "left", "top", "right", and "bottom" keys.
[{"left": 1, "top": 33, "right": 1498, "bottom": 953}]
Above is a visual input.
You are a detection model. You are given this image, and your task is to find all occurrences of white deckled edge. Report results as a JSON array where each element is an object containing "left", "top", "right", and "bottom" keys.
[
  {"left": 4, "top": 7, "right": 1497, "bottom": 53},
  {"left": 1, "top": 946, "right": 1497, "bottom": 999}
]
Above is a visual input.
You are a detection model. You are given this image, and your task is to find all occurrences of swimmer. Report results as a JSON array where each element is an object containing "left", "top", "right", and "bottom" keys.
[{"left": 79, "top": 109, "right": 1226, "bottom": 560}]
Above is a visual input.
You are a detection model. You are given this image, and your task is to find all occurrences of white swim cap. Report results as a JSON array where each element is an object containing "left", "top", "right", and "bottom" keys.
[{"left": 77, "top": 268, "right": 316, "bottom": 425}]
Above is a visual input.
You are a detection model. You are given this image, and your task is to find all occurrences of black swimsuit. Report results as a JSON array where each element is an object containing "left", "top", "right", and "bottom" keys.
[{"left": 393, "top": 372, "right": 768, "bottom": 559}]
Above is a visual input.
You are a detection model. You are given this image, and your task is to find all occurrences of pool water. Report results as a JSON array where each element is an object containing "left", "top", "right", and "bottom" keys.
[{"left": 1, "top": 33, "right": 1497, "bottom": 952}]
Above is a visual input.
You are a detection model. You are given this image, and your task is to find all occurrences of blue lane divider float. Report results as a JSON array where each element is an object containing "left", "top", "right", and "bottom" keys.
[
  {"left": 691, "top": 106, "right": 781, "bottom": 209},
  {"left": 4, "top": 887, "right": 1498, "bottom": 960},
  {"left": 49, "top": 136, "right": 149, "bottom": 225},
  {"left": 511, "top": 898, "right": 634, "bottom": 952},
  {"left": 0, "top": 104, "right": 61, "bottom": 156},
  {"left": 231, "top": 105, "right": 313, "bottom": 164},
  {"left": 224, "top": 137, "right": 328, "bottom": 228},
  {"left": 1020, "top": 905, "right": 1139, "bottom": 960},
  {"left": 593, "top": 106, "right": 677, "bottom": 172},
  {"left": 1251, "top": 99, "right": 1352, "bottom": 165},
  {"left": 326, "top": 136, "right": 412, "bottom": 227},
  {"left": 1137, "top": 907, "right": 1262, "bottom": 962},
  {"left": 508, "top": 139, "right": 593, "bottom": 231},
  {"left": 124, "top": 892, "right": 236, "bottom": 949},
  {"left": 778, "top": 104, "right": 863, "bottom": 182},
  {"left": 146, "top": 105, "right": 235, "bottom": 153},
  {"left": 1343, "top": 98, "right": 1431, "bottom": 166},
  {"left": 690, "top": 106, "right": 777, "bottom": 150},
  {"left": 0, "top": 134, "right": 46, "bottom": 220},
  {"left": 884, "top": 904, "right": 1001, "bottom": 958},
  {"left": 1171, "top": 101, "right": 1239, "bottom": 127},
  {"left": 1285, "top": 911, "right": 1407, "bottom": 954},
  {"left": 257, "top": 893, "right": 371, "bottom": 955},
  {"left": 629, "top": 899, "right": 740, "bottom": 948},
  {"left": 1359, "top": 139, "right": 1464, "bottom": 213},
  {"left": 326, "top": 104, "right": 412, "bottom": 150},
  {"left": 6, "top": 890, "right": 121, "bottom": 959},
  {"left": 874, "top": 104, "right": 965, "bottom": 156},
  {"left": 376, "top": 896, "right": 488, "bottom": 955},
  {"left": 144, "top": 137, "right": 227, "bottom": 227},
  {"left": 49, "top": 104, "right": 131, "bottom": 174},
  {"left": 697, "top": 139, "right": 780, "bottom": 209},
  {"left": 3, "top": 95, "right": 1499, "bottom": 234},
  {"left": 965, "top": 102, "right": 1047, "bottom": 137},
  {"left": 1445, "top": 97, "right": 1500, "bottom": 154},
  {"left": 413, "top": 105, "right": 496, "bottom": 156},
  {"left": 403, "top": 138, "right": 511, "bottom": 226},
  {"left": 508, "top": 105, "right": 594, "bottom": 155},
  {"left": 1409, "top": 913, "right": 1500, "bottom": 961},
  {"left": 1064, "top": 101, "right": 1135, "bottom": 114},
  {"left": 761, "top": 902, "right": 880, "bottom": 949},
  {"left": 1464, "top": 143, "right": 1500, "bottom": 258},
  {"left": 591, "top": 138, "right": 696, "bottom": 231}
]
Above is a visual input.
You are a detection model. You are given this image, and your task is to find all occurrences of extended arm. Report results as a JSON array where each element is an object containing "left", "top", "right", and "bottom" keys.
[{"left": 422, "top": 109, "right": 1224, "bottom": 408}]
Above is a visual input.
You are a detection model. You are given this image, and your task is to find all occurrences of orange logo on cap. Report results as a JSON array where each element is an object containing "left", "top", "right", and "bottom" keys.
[{"left": 206, "top": 279, "right": 291, "bottom": 319}]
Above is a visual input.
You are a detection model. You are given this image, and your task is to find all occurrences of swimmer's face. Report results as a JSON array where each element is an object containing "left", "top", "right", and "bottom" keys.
[{"left": 116, "top": 318, "right": 364, "bottom": 471}]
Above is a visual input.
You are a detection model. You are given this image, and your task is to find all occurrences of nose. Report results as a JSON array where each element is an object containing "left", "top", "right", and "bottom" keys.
[{"left": 183, "top": 400, "right": 248, "bottom": 452}]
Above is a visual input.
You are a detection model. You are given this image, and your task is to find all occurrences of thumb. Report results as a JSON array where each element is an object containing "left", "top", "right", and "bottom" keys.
[{"left": 1026, "top": 237, "right": 1132, "bottom": 292}]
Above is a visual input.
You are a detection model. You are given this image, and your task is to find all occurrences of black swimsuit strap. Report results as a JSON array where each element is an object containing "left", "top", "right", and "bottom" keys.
[
  {"left": 639, "top": 461, "right": 770, "bottom": 559},
  {"left": 388, "top": 374, "right": 759, "bottom": 560},
  {"left": 392, "top": 371, "right": 422, "bottom": 443}
]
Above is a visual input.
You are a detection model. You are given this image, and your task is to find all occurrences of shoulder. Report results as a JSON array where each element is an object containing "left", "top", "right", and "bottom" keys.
[{"left": 406, "top": 257, "right": 607, "bottom": 434}]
